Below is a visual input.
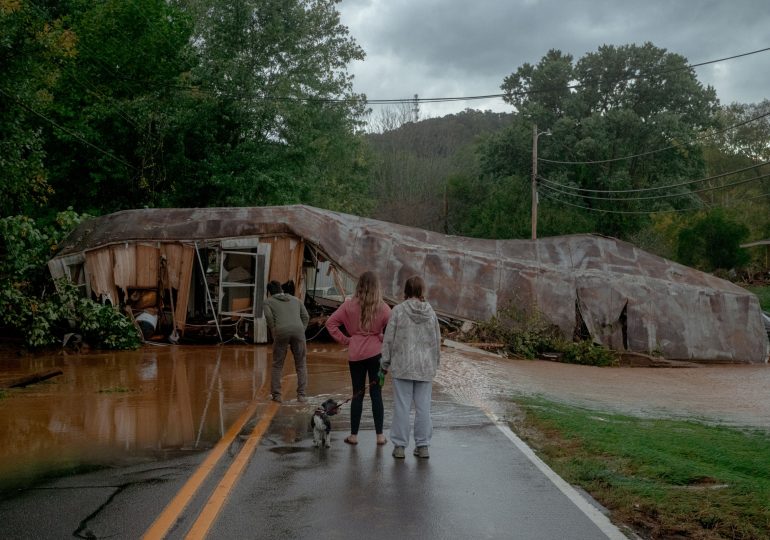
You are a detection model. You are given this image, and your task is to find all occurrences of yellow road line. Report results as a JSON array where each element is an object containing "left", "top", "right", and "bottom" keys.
[
  {"left": 142, "top": 400, "right": 261, "bottom": 540},
  {"left": 184, "top": 401, "right": 279, "bottom": 540}
]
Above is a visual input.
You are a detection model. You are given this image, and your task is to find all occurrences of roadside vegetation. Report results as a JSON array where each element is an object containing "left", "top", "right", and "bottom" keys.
[
  {"left": 0, "top": 213, "right": 140, "bottom": 349},
  {"left": 464, "top": 303, "right": 618, "bottom": 366},
  {"left": 743, "top": 284, "right": 770, "bottom": 312},
  {"left": 511, "top": 397, "right": 770, "bottom": 539}
]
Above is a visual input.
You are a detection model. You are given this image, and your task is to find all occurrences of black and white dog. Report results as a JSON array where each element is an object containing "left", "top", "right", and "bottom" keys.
[{"left": 310, "top": 399, "right": 339, "bottom": 448}]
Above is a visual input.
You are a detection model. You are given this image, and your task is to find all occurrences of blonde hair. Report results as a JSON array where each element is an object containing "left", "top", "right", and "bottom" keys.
[{"left": 355, "top": 271, "right": 382, "bottom": 331}]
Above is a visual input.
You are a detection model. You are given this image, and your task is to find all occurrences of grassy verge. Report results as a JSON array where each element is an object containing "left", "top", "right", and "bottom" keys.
[
  {"left": 511, "top": 397, "right": 770, "bottom": 539},
  {"left": 742, "top": 284, "right": 770, "bottom": 312}
]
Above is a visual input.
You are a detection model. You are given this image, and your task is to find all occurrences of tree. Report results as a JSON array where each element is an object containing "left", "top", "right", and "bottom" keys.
[
  {"left": 472, "top": 43, "right": 720, "bottom": 239},
  {"left": 4, "top": 0, "right": 369, "bottom": 217},
  {"left": 163, "top": 0, "right": 368, "bottom": 209},
  {"left": 0, "top": 0, "right": 76, "bottom": 216},
  {"left": 677, "top": 209, "right": 750, "bottom": 271}
]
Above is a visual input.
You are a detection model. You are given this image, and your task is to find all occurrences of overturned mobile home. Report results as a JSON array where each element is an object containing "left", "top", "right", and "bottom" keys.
[{"left": 49, "top": 205, "right": 768, "bottom": 363}]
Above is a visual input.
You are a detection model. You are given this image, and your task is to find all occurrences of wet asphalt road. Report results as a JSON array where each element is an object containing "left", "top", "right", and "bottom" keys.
[
  {"left": 0, "top": 346, "right": 626, "bottom": 539},
  {"left": 202, "top": 390, "right": 620, "bottom": 540}
]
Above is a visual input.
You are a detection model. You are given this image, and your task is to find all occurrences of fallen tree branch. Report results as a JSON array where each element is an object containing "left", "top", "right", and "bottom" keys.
[{"left": 2, "top": 369, "right": 64, "bottom": 389}]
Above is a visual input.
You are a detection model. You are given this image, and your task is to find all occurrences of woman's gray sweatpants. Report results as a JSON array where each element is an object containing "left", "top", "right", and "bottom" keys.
[{"left": 390, "top": 378, "right": 433, "bottom": 448}]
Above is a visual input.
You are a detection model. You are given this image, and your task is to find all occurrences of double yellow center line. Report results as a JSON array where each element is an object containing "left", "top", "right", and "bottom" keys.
[{"left": 142, "top": 400, "right": 280, "bottom": 540}]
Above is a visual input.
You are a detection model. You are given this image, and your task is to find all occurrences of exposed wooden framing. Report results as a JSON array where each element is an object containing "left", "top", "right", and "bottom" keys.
[
  {"left": 194, "top": 241, "right": 223, "bottom": 342},
  {"left": 291, "top": 238, "right": 305, "bottom": 295},
  {"left": 161, "top": 243, "right": 194, "bottom": 334},
  {"left": 254, "top": 242, "right": 272, "bottom": 343},
  {"left": 136, "top": 244, "right": 160, "bottom": 288},
  {"left": 330, "top": 264, "right": 347, "bottom": 299}
]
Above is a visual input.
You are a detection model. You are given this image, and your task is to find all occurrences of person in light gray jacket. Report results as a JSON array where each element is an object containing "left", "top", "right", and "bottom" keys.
[{"left": 381, "top": 275, "right": 441, "bottom": 459}]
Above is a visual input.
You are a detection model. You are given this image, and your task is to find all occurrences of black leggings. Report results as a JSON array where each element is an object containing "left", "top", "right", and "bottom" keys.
[{"left": 348, "top": 354, "right": 384, "bottom": 435}]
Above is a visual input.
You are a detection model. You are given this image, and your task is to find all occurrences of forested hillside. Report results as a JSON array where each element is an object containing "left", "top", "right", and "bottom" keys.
[{"left": 365, "top": 109, "right": 511, "bottom": 231}]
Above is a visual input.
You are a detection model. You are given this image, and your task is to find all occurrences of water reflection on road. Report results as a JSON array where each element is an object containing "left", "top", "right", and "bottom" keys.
[
  {"left": 3, "top": 342, "right": 768, "bottom": 494},
  {"left": 0, "top": 345, "right": 270, "bottom": 491}
]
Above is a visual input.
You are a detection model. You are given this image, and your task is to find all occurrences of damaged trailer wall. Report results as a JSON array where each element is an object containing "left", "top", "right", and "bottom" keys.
[{"left": 50, "top": 206, "right": 769, "bottom": 363}]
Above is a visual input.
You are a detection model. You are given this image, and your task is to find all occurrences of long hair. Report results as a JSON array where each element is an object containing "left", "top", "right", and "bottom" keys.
[
  {"left": 355, "top": 271, "right": 382, "bottom": 331},
  {"left": 403, "top": 275, "right": 425, "bottom": 301}
]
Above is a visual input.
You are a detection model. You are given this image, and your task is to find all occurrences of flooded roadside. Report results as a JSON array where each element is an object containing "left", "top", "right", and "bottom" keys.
[
  {"left": 0, "top": 345, "right": 272, "bottom": 493},
  {"left": 2, "top": 341, "right": 768, "bottom": 497},
  {"left": 437, "top": 348, "right": 770, "bottom": 430}
]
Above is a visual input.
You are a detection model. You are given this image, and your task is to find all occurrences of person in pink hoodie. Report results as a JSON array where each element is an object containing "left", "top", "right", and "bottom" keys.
[{"left": 325, "top": 271, "right": 391, "bottom": 445}]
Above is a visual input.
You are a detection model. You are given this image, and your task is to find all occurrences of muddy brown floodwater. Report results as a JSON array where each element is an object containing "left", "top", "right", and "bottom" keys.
[
  {"left": 437, "top": 348, "right": 770, "bottom": 430},
  {"left": 0, "top": 344, "right": 274, "bottom": 493},
  {"left": 1, "top": 342, "right": 768, "bottom": 495}
]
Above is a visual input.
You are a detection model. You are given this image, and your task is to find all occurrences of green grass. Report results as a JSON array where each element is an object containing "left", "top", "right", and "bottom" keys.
[
  {"left": 512, "top": 397, "right": 770, "bottom": 539},
  {"left": 743, "top": 284, "right": 770, "bottom": 312}
]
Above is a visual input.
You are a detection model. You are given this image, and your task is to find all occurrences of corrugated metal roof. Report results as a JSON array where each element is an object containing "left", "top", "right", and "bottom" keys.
[{"left": 52, "top": 205, "right": 769, "bottom": 363}]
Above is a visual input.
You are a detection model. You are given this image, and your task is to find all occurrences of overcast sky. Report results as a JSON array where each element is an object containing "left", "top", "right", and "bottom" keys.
[{"left": 338, "top": 0, "right": 770, "bottom": 119}]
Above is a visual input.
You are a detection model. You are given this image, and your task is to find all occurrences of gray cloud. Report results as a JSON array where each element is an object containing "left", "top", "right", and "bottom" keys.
[{"left": 339, "top": 0, "right": 770, "bottom": 116}]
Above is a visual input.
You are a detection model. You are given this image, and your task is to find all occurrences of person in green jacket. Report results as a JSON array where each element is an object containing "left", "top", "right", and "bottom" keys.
[{"left": 264, "top": 280, "right": 310, "bottom": 403}]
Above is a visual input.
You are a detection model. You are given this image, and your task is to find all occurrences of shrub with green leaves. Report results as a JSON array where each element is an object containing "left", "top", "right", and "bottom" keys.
[
  {"left": 0, "top": 212, "right": 140, "bottom": 349},
  {"left": 557, "top": 340, "right": 618, "bottom": 366},
  {"left": 474, "top": 302, "right": 563, "bottom": 358},
  {"left": 471, "top": 302, "right": 618, "bottom": 366}
]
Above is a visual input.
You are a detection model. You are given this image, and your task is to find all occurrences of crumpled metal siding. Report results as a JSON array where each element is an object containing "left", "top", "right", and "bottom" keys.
[{"left": 52, "top": 205, "right": 769, "bottom": 363}]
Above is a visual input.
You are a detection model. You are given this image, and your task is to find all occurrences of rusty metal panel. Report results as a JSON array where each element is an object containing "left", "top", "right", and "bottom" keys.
[{"left": 51, "top": 206, "right": 770, "bottom": 363}]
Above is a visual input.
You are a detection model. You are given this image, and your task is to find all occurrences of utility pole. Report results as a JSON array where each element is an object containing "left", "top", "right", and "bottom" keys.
[
  {"left": 531, "top": 123, "right": 538, "bottom": 240},
  {"left": 443, "top": 183, "right": 449, "bottom": 234},
  {"left": 531, "top": 124, "right": 550, "bottom": 240}
]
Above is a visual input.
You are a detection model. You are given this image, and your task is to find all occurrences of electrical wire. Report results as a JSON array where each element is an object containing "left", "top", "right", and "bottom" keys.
[
  {"left": 326, "top": 46, "right": 770, "bottom": 105},
  {"left": 536, "top": 160, "right": 770, "bottom": 194},
  {"left": 18, "top": 2, "right": 770, "bottom": 107},
  {"left": 539, "top": 182, "right": 770, "bottom": 215},
  {"left": 0, "top": 86, "right": 137, "bottom": 171},
  {"left": 539, "top": 110, "right": 770, "bottom": 165},
  {"left": 538, "top": 171, "right": 770, "bottom": 202}
]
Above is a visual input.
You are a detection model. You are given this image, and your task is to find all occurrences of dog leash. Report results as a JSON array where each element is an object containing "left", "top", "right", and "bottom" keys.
[{"left": 328, "top": 375, "right": 384, "bottom": 415}]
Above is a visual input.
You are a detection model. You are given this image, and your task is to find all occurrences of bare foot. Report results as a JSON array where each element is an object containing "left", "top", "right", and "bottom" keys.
[
  {"left": 344, "top": 435, "right": 358, "bottom": 445},
  {"left": 376, "top": 434, "right": 387, "bottom": 445}
]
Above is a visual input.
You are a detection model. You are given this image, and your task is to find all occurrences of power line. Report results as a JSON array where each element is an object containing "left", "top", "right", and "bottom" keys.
[
  {"left": 539, "top": 180, "right": 770, "bottom": 215},
  {"left": 539, "top": 171, "right": 770, "bottom": 202},
  {"left": 153, "top": 46, "right": 770, "bottom": 106},
  {"left": 536, "top": 160, "right": 770, "bottom": 194},
  {"left": 539, "top": 110, "right": 770, "bottom": 166},
  {"left": 17, "top": 3, "right": 770, "bottom": 107},
  {"left": 0, "top": 86, "right": 137, "bottom": 171},
  {"left": 539, "top": 189, "right": 692, "bottom": 214},
  {"left": 357, "top": 45, "right": 770, "bottom": 105}
]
